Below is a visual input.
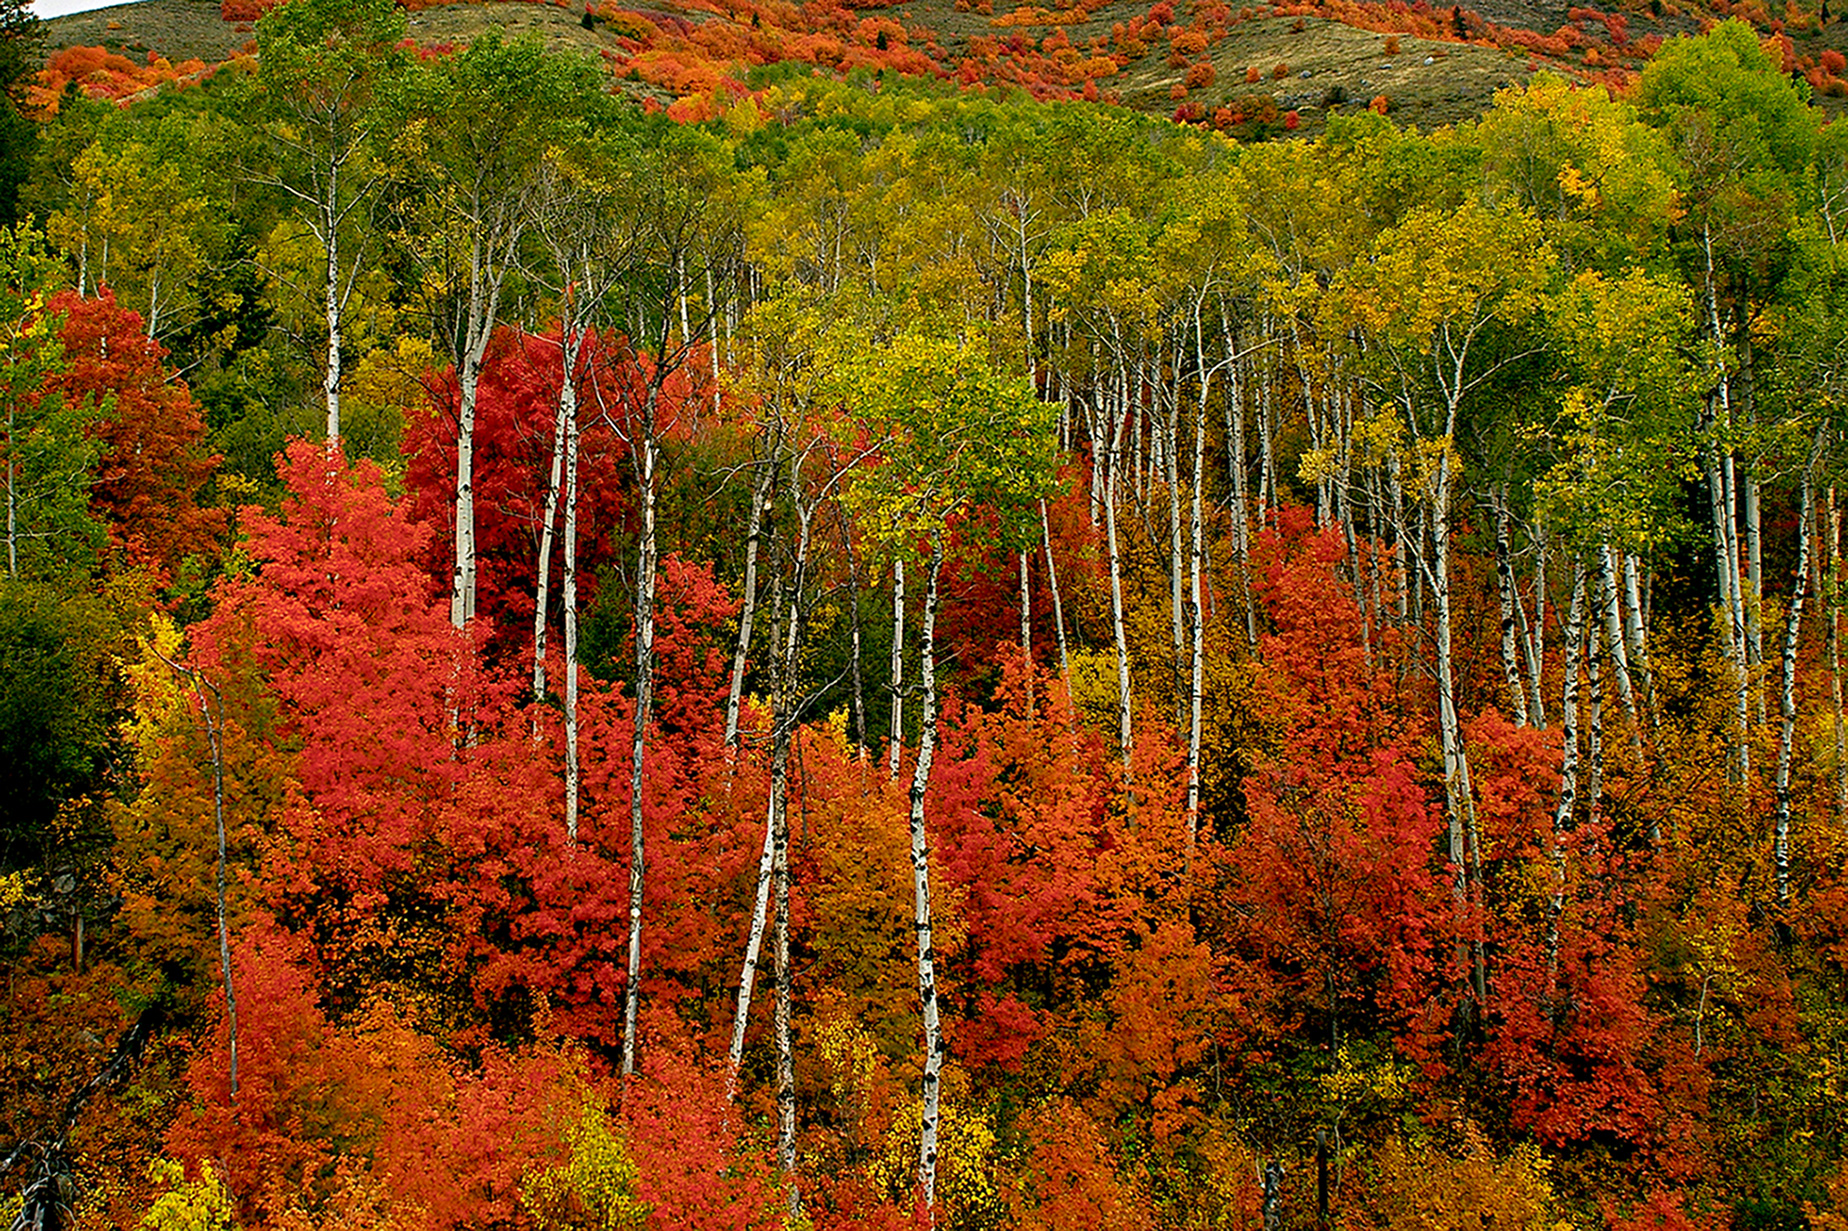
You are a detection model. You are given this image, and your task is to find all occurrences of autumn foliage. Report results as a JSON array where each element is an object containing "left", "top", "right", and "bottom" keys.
[{"left": 9, "top": 10, "right": 1848, "bottom": 1231}]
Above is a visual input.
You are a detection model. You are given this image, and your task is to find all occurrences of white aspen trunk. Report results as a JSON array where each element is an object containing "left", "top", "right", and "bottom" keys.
[
  {"left": 1747, "top": 466, "right": 1765, "bottom": 725},
  {"left": 1776, "top": 428, "right": 1823, "bottom": 905},
  {"left": 1388, "top": 451, "right": 1407, "bottom": 623},
  {"left": 563, "top": 349, "right": 583, "bottom": 846},
  {"left": 848, "top": 527, "right": 867, "bottom": 752},
  {"left": 1105, "top": 450, "right": 1134, "bottom": 766},
  {"left": 774, "top": 770, "right": 799, "bottom": 1218},
  {"left": 1019, "top": 549, "right": 1034, "bottom": 710},
  {"left": 450, "top": 233, "right": 509, "bottom": 633},
  {"left": 1622, "top": 550, "right": 1651, "bottom": 711},
  {"left": 1166, "top": 375, "right": 1187, "bottom": 733},
  {"left": 889, "top": 558, "right": 906, "bottom": 780},
  {"left": 1186, "top": 348, "right": 1209, "bottom": 848},
  {"left": 1040, "top": 499, "right": 1069, "bottom": 684},
  {"left": 725, "top": 455, "right": 775, "bottom": 748},
  {"left": 1832, "top": 486, "right": 1846, "bottom": 825},
  {"left": 1713, "top": 440, "right": 1750, "bottom": 782},
  {"left": 1598, "top": 540, "right": 1644, "bottom": 761},
  {"left": 1586, "top": 614, "right": 1604, "bottom": 814},
  {"left": 1367, "top": 468, "right": 1386, "bottom": 643},
  {"left": 1021, "top": 236, "right": 1035, "bottom": 387},
  {"left": 1258, "top": 347, "right": 1276, "bottom": 526},
  {"left": 1340, "top": 388, "right": 1369, "bottom": 671},
  {"left": 1432, "top": 453, "right": 1469, "bottom": 890},
  {"left": 1547, "top": 563, "right": 1587, "bottom": 1008},
  {"left": 1702, "top": 222, "right": 1751, "bottom": 783},
  {"left": 706, "top": 265, "right": 722, "bottom": 416},
  {"left": 910, "top": 540, "right": 947, "bottom": 1224},
  {"left": 194, "top": 679, "right": 238, "bottom": 1103},
  {"left": 1528, "top": 522, "right": 1549, "bottom": 729},
  {"left": 677, "top": 252, "right": 691, "bottom": 345},
  {"left": 452, "top": 361, "right": 479, "bottom": 630},
  {"left": 1494, "top": 486, "right": 1526, "bottom": 725},
  {"left": 1429, "top": 427, "right": 1482, "bottom": 1009},
  {"left": 621, "top": 397, "right": 660, "bottom": 1081},
  {"left": 770, "top": 506, "right": 805, "bottom": 1208},
  {"left": 1223, "top": 325, "right": 1248, "bottom": 562},
  {"left": 533, "top": 329, "right": 581, "bottom": 715},
  {"left": 728, "top": 568, "right": 791, "bottom": 1090},
  {"left": 146, "top": 271, "right": 162, "bottom": 341},
  {"left": 324, "top": 182, "right": 342, "bottom": 442}
]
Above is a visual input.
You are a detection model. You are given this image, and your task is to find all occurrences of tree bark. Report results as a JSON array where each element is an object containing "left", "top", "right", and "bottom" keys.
[
  {"left": 1040, "top": 499, "right": 1069, "bottom": 684},
  {"left": 533, "top": 329, "right": 582, "bottom": 720},
  {"left": 1776, "top": 425, "right": 1825, "bottom": 906},
  {"left": 1832, "top": 486, "right": 1846, "bottom": 825},
  {"left": 621, "top": 391, "right": 660, "bottom": 1081},
  {"left": 1493, "top": 485, "right": 1526, "bottom": 725},
  {"left": 1599, "top": 540, "right": 1645, "bottom": 761},
  {"left": 1547, "top": 562, "right": 1587, "bottom": 1010},
  {"left": 725, "top": 452, "right": 775, "bottom": 749},
  {"left": 910, "top": 539, "right": 947, "bottom": 1223},
  {"left": 889, "top": 558, "right": 906, "bottom": 780},
  {"left": 199, "top": 677, "right": 237, "bottom": 1103},
  {"left": 563, "top": 352, "right": 582, "bottom": 845}
]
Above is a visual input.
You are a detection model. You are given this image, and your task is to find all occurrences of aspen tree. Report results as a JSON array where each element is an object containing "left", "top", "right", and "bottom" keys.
[
  {"left": 250, "top": 0, "right": 404, "bottom": 442},
  {"left": 842, "top": 329, "right": 1054, "bottom": 1224}
]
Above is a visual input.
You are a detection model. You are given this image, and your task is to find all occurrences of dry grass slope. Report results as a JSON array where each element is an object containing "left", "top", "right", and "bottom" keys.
[{"left": 38, "top": 0, "right": 1848, "bottom": 131}]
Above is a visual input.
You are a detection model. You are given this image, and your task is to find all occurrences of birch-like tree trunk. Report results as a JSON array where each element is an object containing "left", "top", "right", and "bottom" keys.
[
  {"left": 725, "top": 452, "right": 775, "bottom": 748},
  {"left": 1831, "top": 487, "right": 1846, "bottom": 824},
  {"left": 621, "top": 392, "right": 660, "bottom": 1081},
  {"left": 533, "top": 328, "right": 584, "bottom": 717},
  {"left": 1775, "top": 426, "right": 1824, "bottom": 906},
  {"left": 562, "top": 355, "right": 583, "bottom": 845},
  {"left": 889, "top": 558, "right": 906, "bottom": 779},
  {"left": 774, "top": 772, "right": 799, "bottom": 1218},
  {"left": 198, "top": 677, "right": 238, "bottom": 1102},
  {"left": 450, "top": 233, "right": 516, "bottom": 632},
  {"left": 1599, "top": 540, "right": 1645, "bottom": 760},
  {"left": 1547, "top": 563, "right": 1587, "bottom": 1010},
  {"left": 1494, "top": 485, "right": 1526, "bottom": 725},
  {"left": 728, "top": 570, "right": 788, "bottom": 1090},
  {"left": 1105, "top": 368, "right": 1134, "bottom": 765},
  {"left": 910, "top": 538, "right": 948, "bottom": 1222},
  {"left": 1586, "top": 615, "right": 1604, "bottom": 813},
  {"left": 1040, "top": 499, "right": 1070, "bottom": 683},
  {"left": 1525, "top": 522, "right": 1549, "bottom": 729}
]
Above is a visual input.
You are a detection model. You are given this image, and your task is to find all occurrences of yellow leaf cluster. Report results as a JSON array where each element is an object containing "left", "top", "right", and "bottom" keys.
[
  {"left": 521, "top": 1104, "right": 648, "bottom": 1231},
  {"left": 1353, "top": 1130, "right": 1571, "bottom": 1231},
  {"left": 139, "top": 1159, "right": 238, "bottom": 1231}
]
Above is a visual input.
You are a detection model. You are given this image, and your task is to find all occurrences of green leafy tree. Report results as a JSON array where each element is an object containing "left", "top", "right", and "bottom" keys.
[
  {"left": 390, "top": 30, "right": 605, "bottom": 632},
  {"left": 249, "top": 0, "right": 407, "bottom": 442},
  {"left": 1, "top": 223, "right": 100, "bottom": 583}
]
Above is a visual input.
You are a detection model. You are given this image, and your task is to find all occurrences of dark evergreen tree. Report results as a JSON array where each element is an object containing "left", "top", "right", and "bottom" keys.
[{"left": 0, "top": 0, "right": 41, "bottom": 225}]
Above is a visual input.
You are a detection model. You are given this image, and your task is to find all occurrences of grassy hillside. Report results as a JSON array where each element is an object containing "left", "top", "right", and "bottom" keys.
[{"left": 36, "top": 0, "right": 1848, "bottom": 135}]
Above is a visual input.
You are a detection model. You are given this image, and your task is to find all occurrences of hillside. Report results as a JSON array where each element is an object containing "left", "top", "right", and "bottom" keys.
[
  {"left": 43, "top": 0, "right": 1848, "bottom": 136},
  {"left": 10, "top": 3, "right": 1848, "bottom": 1226}
]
